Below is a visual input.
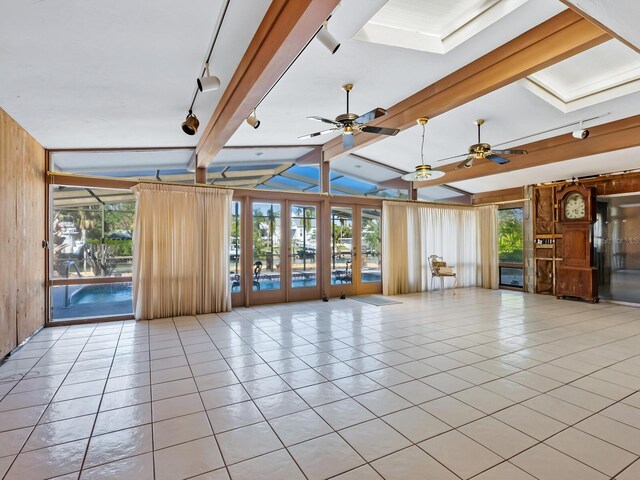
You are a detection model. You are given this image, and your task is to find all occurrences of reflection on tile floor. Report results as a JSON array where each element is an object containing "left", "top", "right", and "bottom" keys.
[{"left": 1, "top": 288, "right": 640, "bottom": 479}]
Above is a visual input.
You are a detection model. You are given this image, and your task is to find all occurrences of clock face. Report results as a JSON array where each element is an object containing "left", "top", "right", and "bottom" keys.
[{"left": 565, "top": 193, "right": 586, "bottom": 219}]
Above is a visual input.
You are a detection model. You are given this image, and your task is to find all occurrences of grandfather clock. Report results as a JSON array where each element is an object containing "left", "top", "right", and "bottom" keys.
[{"left": 556, "top": 184, "right": 598, "bottom": 302}]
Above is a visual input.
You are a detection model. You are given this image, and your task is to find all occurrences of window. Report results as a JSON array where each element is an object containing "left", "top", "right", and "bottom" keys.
[
  {"left": 50, "top": 186, "right": 135, "bottom": 321},
  {"left": 208, "top": 148, "right": 320, "bottom": 192},
  {"left": 330, "top": 156, "right": 408, "bottom": 199},
  {"left": 498, "top": 207, "right": 524, "bottom": 288},
  {"left": 50, "top": 149, "right": 195, "bottom": 183}
]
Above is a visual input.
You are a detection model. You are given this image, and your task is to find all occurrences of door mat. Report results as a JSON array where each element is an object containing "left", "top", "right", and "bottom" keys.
[{"left": 351, "top": 295, "right": 402, "bottom": 306}]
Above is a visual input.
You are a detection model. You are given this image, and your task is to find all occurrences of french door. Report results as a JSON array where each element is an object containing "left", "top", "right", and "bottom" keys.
[
  {"left": 242, "top": 199, "right": 321, "bottom": 305},
  {"left": 230, "top": 198, "right": 381, "bottom": 306},
  {"left": 328, "top": 204, "right": 382, "bottom": 297}
]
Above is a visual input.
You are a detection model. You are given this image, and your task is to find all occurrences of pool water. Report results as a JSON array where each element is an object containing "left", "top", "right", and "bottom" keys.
[{"left": 71, "top": 284, "right": 133, "bottom": 304}]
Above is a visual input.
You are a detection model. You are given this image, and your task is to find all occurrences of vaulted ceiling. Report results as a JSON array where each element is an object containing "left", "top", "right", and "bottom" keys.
[{"left": 2, "top": 0, "right": 640, "bottom": 197}]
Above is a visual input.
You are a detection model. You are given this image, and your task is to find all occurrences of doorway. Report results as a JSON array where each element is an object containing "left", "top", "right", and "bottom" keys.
[
  {"left": 244, "top": 200, "right": 322, "bottom": 305},
  {"left": 329, "top": 204, "right": 382, "bottom": 297},
  {"left": 595, "top": 193, "right": 640, "bottom": 304}
]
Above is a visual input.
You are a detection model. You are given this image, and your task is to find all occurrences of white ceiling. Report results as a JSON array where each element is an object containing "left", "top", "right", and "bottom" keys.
[
  {"left": 3, "top": 0, "right": 640, "bottom": 199},
  {"left": 0, "top": 0, "right": 271, "bottom": 148},
  {"left": 448, "top": 146, "right": 640, "bottom": 193},
  {"left": 226, "top": 0, "right": 565, "bottom": 149},
  {"left": 224, "top": 0, "right": 640, "bottom": 196}
]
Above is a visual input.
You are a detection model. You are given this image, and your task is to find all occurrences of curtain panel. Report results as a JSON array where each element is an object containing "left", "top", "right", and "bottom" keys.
[
  {"left": 131, "top": 183, "right": 233, "bottom": 320},
  {"left": 382, "top": 201, "right": 498, "bottom": 295}
]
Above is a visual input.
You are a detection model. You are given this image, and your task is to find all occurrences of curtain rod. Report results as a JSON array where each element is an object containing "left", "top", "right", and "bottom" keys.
[
  {"left": 484, "top": 198, "right": 530, "bottom": 206},
  {"left": 384, "top": 199, "right": 477, "bottom": 208}
]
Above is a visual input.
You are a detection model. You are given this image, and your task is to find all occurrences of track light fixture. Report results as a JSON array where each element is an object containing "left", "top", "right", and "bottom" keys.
[
  {"left": 181, "top": 0, "right": 229, "bottom": 136},
  {"left": 181, "top": 110, "right": 199, "bottom": 135},
  {"left": 246, "top": 109, "right": 260, "bottom": 129},
  {"left": 402, "top": 118, "right": 445, "bottom": 182},
  {"left": 316, "top": 21, "right": 340, "bottom": 54},
  {"left": 572, "top": 121, "right": 589, "bottom": 139},
  {"left": 197, "top": 63, "right": 221, "bottom": 92}
]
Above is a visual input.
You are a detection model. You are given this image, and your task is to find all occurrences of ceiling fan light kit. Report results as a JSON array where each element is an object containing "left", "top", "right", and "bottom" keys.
[
  {"left": 453, "top": 119, "right": 528, "bottom": 169},
  {"left": 299, "top": 83, "right": 399, "bottom": 148},
  {"left": 402, "top": 117, "right": 445, "bottom": 181}
]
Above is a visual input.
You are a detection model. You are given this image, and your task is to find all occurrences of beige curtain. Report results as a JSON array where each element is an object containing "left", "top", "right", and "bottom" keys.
[
  {"left": 131, "top": 183, "right": 233, "bottom": 320},
  {"left": 476, "top": 205, "right": 499, "bottom": 289},
  {"left": 382, "top": 201, "right": 498, "bottom": 295}
]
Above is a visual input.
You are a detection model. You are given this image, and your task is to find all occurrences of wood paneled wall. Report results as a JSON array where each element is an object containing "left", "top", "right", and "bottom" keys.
[{"left": 0, "top": 108, "right": 45, "bottom": 358}]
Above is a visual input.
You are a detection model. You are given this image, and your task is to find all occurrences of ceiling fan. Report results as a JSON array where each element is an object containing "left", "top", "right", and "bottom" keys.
[
  {"left": 444, "top": 119, "right": 528, "bottom": 169},
  {"left": 298, "top": 84, "right": 400, "bottom": 148}
]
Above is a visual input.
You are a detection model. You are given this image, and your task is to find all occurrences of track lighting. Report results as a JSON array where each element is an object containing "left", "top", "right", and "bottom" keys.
[
  {"left": 572, "top": 121, "right": 589, "bottom": 139},
  {"left": 402, "top": 118, "right": 445, "bottom": 182},
  {"left": 316, "top": 21, "right": 340, "bottom": 54},
  {"left": 197, "top": 63, "right": 221, "bottom": 92},
  {"left": 181, "top": 110, "right": 199, "bottom": 135},
  {"left": 246, "top": 109, "right": 260, "bottom": 129}
]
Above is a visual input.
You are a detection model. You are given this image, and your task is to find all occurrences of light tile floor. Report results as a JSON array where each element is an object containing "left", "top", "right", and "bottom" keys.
[{"left": 1, "top": 288, "right": 640, "bottom": 479}]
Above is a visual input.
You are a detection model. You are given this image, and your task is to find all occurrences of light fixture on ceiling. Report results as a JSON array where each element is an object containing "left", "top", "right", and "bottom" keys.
[
  {"left": 572, "top": 120, "right": 589, "bottom": 139},
  {"left": 181, "top": 110, "right": 200, "bottom": 135},
  {"left": 246, "top": 109, "right": 260, "bottom": 129},
  {"left": 402, "top": 118, "right": 445, "bottom": 182},
  {"left": 316, "top": 21, "right": 340, "bottom": 54},
  {"left": 197, "top": 63, "right": 221, "bottom": 92},
  {"left": 181, "top": 0, "right": 229, "bottom": 135}
]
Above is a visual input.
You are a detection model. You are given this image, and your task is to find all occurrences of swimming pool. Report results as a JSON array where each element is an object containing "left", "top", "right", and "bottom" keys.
[{"left": 70, "top": 283, "right": 133, "bottom": 304}]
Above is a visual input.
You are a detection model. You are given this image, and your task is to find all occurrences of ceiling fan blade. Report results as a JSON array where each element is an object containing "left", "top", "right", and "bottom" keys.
[
  {"left": 455, "top": 157, "right": 473, "bottom": 169},
  {"left": 360, "top": 125, "right": 400, "bottom": 136},
  {"left": 307, "top": 116, "right": 341, "bottom": 127},
  {"left": 355, "top": 107, "right": 388, "bottom": 124},
  {"left": 491, "top": 149, "right": 527, "bottom": 155},
  {"left": 342, "top": 134, "right": 355, "bottom": 149},
  {"left": 486, "top": 154, "right": 510, "bottom": 165},
  {"left": 298, "top": 128, "right": 339, "bottom": 140}
]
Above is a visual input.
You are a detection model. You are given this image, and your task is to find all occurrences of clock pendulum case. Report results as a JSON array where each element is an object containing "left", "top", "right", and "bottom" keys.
[{"left": 555, "top": 184, "right": 598, "bottom": 302}]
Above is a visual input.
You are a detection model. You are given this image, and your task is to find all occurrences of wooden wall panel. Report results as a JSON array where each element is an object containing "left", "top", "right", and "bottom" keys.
[{"left": 0, "top": 108, "right": 45, "bottom": 358}]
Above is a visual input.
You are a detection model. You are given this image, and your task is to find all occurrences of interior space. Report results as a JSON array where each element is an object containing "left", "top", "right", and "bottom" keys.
[{"left": 2, "top": 0, "right": 640, "bottom": 478}]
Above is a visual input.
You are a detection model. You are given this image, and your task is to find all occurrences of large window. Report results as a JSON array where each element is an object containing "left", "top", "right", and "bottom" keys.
[
  {"left": 498, "top": 207, "right": 524, "bottom": 288},
  {"left": 50, "top": 186, "right": 135, "bottom": 321}
]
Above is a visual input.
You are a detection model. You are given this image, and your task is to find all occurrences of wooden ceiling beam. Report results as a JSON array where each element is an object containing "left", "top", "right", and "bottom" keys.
[
  {"left": 322, "top": 9, "right": 609, "bottom": 162},
  {"left": 196, "top": 0, "right": 340, "bottom": 167},
  {"left": 413, "top": 115, "right": 640, "bottom": 188},
  {"left": 558, "top": 0, "right": 639, "bottom": 54}
]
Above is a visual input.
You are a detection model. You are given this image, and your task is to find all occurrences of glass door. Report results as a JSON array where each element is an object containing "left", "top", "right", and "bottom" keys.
[
  {"left": 249, "top": 201, "right": 286, "bottom": 304},
  {"left": 330, "top": 206, "right": 356, "bottom": 296},
  {"left": 287, "top": 202, "right": 321, "bottom": 302},
  {"left": 329, "top": 204, "right": 382, "bottom": 297},
  {"left": 358, "top": 207, "right": 382, "bottom": 294}
]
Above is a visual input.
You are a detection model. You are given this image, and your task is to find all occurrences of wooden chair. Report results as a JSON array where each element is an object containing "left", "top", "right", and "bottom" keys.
[{"left": 428, "top": 255, "right": 458, "bottom": 295}]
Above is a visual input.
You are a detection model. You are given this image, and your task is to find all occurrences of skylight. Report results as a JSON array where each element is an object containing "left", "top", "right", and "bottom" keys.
[
  {"left": 354, "top": 0, "right": 527, "bottom": 54},
  {"left": 521, "top": 39, "right": 640, "bottom": 112}
]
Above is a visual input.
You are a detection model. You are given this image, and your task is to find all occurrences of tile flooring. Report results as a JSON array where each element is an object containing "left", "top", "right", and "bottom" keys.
[{"left": 1, "top": 288, "right": 640, "bottom": 479}]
